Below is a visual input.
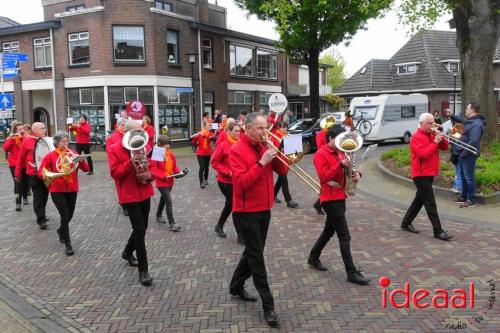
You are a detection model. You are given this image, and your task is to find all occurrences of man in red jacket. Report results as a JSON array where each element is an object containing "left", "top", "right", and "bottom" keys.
[
  {"left": 108, "top": 120, "right": 154, "bottom": 286},
  {"left": 69, "top": 115, "right": 93, "bottom": 175},
  {"left": 15, "top": 122, "right": 49, "bottom": 229},
  {"left": 308, "top": 124, "right": 371, "bottom": 286},
  {"left": 228, "top": 113, "right": 288, "bottom": 328},
  {"left": 401, "top": 113, "right": 452, "bottom": 241}
]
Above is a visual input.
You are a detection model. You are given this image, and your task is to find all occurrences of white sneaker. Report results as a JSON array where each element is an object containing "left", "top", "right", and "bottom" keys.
[{"left": 449, "top": 187, "right": 461, "bottom": 194}]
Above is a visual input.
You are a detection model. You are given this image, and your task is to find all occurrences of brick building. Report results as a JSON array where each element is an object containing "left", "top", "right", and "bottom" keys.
[{"left": 0, "top": 0, "right": 287, "bottom": 142}]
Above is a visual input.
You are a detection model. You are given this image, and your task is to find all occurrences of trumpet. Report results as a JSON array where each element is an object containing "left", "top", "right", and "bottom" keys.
[
  {"left": 431, "top": 123, "right": 477, "bottom": 155},
  {"left": 263, "top": 130, "right": 321, "bottom": 194}
]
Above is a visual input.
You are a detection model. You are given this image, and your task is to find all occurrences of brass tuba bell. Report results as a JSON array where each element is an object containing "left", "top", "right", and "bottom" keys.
[
  {"left": 334, "top": 131, "right": 364, "bottom": 196},
  {"left": 320, "top": 116, "right": 336, "bottom": 130},
  {"left": 41, "top": 149, "right": 80, "bottom": 187}
]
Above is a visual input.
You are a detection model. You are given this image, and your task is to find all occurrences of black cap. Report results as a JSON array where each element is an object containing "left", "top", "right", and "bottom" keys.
[{"left": 326, "top": 124, "right": 346, "bottom": 141}]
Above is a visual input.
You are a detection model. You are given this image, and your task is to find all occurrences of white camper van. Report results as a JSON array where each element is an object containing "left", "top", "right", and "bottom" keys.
[{"left": 349, "top": 94, "right": 428, "bottom": 143}]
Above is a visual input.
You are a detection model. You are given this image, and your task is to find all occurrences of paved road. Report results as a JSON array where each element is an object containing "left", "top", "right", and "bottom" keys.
[{"left": 0, "top": 152, "right": 498, "bottom": 333}]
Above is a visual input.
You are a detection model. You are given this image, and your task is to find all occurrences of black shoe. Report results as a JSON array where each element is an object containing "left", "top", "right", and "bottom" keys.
[
  {"left": 200, "top": 183, "right": 206, "bottom": 189},
  {"left": 287, "top": 200, "right": 299, "bottom": 208},
  {"left": 215, "top": 225, "right": 227, "bottom": 238},
  {"left": 237, "top": 236, "right": 245, "bottom": 245},
  {"left": 308, "top": 258, "right": 328, "bottom": 271},
  {"left": 56, "top": 229, "right": 65, "bottom": 243},
  {"left": 15, "top": 204, "right": 21, "bottom": 211},
  {"left": 23, "top": 198, "right": 29, "bottom": 205},
  {"left": 39, "top": 221, "right": 48, "bottom": 230},
  {"left": 434, "top": 230, "right": 453, "bottom": 241},
  {"left": 87, "top": 171, "right": 94, "bottom": 175},
  {"left": 230, "top": 289, "right": 258, "bottom": 302},
  {"left": 139, "top": 271, "right": 153, "bottom": 286},
  {"left": 274, "top": 197, "right": 282, "bottom": 204},
  {"left": 156, "top": 215, "right": 166, "bottom": 223},
  {"left": 263, "top": 308, "right": 279, "bottom": 328},
  {"left": 204, "top": 180, "right": 209, "bottom": 186},
  {"left": 65, "top": 243, "right": 74, "bottom": 256},
  {"left": 347, "top": 269, "right": 371, "bottom": 285},
  {"left": 121, "top": 251, "right": 139, "bottom": 267},
  {"left": 123, "top": 209, "right": 129, "bottom": 217},
  {"left": 401, "top": 224, "right": 419, "bottom": 234}
]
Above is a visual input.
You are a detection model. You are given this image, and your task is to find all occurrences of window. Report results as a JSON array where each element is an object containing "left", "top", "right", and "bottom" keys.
[
  {"left": 228, "top": 90, "right": 253, "bottom": 117},
  {"left": 158, "top": 87, "right": 191, "bottom": 140},
  {"left": 66, "top": 4, "right": 85, "bottom": 12},
  {"left": 66, "top": 87, "right": 105, "bottom": 139},
  {"left": 441, "top": 60, "right": 459, "bottom": 73},
  {"left": 401, "top": 106, "right": 416, "bottom": 118},
  {"left": 113, "top": 26, "right": 145, "bottom": 62},
  {"left": 202, "top": 38, "right": 213, "bottom": 69},
  {"left": 80, "top": 88, "right": 92, "bottom": 104},
  {"left": 68, "top": 32, "right": 89, "bottom": 65},
  {"left": 360, "top": 67, "right": 367, "bottom": 75},
  {"left": 353, "top": 106, "right": 377, "bottom": 120},
  {"left": 397, "top": 63, "right": 419, "bottom": 75},
  {"left": 155, "top": 1, "right": 172, "bottom": 11},
  {"left": 2, "top": 41, "right": 19, "bottom": 54},
  {"left": 257, "top": 49, "right": 277, "bottom": 79},
  {"left": 124, "top": 87, "right": 138, "bottom": 101},
  {"left": 230, "top": 44, "right": 253, "bottom": 77},
  {"left": 167, "top": 30, "right": 179, "bottom": 64},
  {"left": 33, "top": 37, "right": 52, "bottom": 68}
]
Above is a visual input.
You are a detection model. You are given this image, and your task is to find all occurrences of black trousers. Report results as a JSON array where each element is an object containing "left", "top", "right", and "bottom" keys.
[
  {"left": 402, "top": 176, "right": 443, "bottom": 234},
  {"left": 216, "top": 182, "right": 241, "bottom": 236},
  {"left": 274, "top": 174, "right": 292, "bottom": 202},
  {"left": 122, "top": 198, "right": 150, "bottom": 273},
  {"left": 28, "top": 175, "right": 49, "bottom": 224},
  {"left": 230, "top": 210, "right": 274, "bottom": 310},
  {"left": 156, "top": 187, "right": 174, "bottom": 223},
  {"left": 9, "top": 167, "right": 29, "bottom": 204},
  {"left": 197, "top": 155, "right": 211, "bottom": 184},
  {"left": 309, "top": 200, "right": 357, "bottom": 274},
  {"left": 75, "top": 143, "right": 93, "bottom": 171},
  {"left": 50, "top": 192, "right": 77, "bottom": 243}
]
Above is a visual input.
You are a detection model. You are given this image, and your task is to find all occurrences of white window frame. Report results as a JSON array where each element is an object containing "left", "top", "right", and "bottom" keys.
[
  {"left": 155, "top": 0, "right": 172, "bottom": 11},
  {"left": 167, "top": 30, "right": 180, "bottom": 64},
  {"left": 396, "top": 62, "right": 420, "bottom": 75},
  {"left": 256, "top": 48, "right": 277, "bottom": 79},
  {"left": 2, "top": 41, "right": 19, "bottom": 53},
  {"left": 79, "top": 88, "right": 93, "bottom": 105},
  {"left": 202, "top": 38, "right": 213, "bottom": 69},
  {"left": 112, "top": 26, "right": 145, "bottom": 62},
  {"left": 33, "top": 37, "right": 52, "bottom": 69},
  {"left": 230, "top": 44, "right": 254, "bottom": 77},
  {"left": 68, "top": 32, "right": 90, "bottom": 66}
]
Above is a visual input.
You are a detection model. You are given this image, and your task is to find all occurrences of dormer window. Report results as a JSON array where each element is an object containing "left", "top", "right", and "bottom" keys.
[
  {"left": 155, "top": 1, "right": 172, "bottom": 12},
  {"left": 360, "top": 67, "right": 367, "bottom": 74},
  {"left": 396, "top": 62, "right": 420, "bottom": 75},
  {"left": 440, "top": 59, "right": 459, "bottom": 73},
  {"left": 66, "top": 4, "right": 85, "bottom": 12}
]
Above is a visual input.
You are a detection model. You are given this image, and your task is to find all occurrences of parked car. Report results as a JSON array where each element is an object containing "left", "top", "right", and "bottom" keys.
[{"left": 288, "top": 112, "right": 346, "bottom": 153}]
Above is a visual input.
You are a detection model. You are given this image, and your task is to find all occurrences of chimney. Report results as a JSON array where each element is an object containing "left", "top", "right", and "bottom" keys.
[{"left": 198, "top": 0, "right": 209, "bottom": 24}]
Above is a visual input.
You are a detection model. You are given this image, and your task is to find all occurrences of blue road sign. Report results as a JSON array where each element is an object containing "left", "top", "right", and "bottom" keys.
[
  {"left": 2, "top": 60, "right": 17, "bottom": 68},
  {"left": 0, "top": 94, "right": 14, "bottom": 109},
  {"left": 2, "top": 53, "right": 29, "bottom": 62},
  {"left": 1, "top": 71, "right": 18, "bottom": 79},
  {"left": 176, "top": 87, "right": 193, "bottom": 93}
]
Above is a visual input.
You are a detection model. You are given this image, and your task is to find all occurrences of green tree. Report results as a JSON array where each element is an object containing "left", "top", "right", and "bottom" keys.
[
  {"left": 234, "top": 0, "right": 391, "bottom": 118},
  {"left": 320, "top": 50, "right": 346, "bottom": 91},
  {"left": 399, "top": 0, "right": 500, "bottom": 140}
]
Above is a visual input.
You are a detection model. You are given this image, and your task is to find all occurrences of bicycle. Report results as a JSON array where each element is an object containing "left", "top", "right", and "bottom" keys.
[
  {"left": 89, "top": 129, "right": 105, "bottom": 152},
  {"left": 353, "top": 111, "right": 373, "bottom": 137}
]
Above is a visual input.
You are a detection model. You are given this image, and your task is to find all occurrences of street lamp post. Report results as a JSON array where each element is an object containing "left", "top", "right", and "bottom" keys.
[{"left": 453, "top": 72, "right": 457, "bottom": 115}]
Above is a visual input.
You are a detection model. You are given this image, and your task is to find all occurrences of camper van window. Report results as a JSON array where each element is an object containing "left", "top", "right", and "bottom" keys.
[
  {"left": 401, "top": 106, "right": 416, "bottom": 118},
  {"left": 353, "top": 107, "right": 377, "bottom": 120}
]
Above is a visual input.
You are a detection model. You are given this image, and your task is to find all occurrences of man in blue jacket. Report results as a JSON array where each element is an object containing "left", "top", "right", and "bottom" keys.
[{"left": 447, "top": 103, "right": 485, "bottom": 208}]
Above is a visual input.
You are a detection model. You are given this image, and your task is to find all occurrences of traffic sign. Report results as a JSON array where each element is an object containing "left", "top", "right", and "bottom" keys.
[
  {"left": 0, "top": 93, "right": 14, "bottom": 109},
  {"left": 2, "top": 72, "right": 18, "bottom": 79},
  {"left": 2, "top": 60, "right": 17, "bottom": 69},
  {"left": 1, "top": 53, "right": 29, "bottom": 62}
]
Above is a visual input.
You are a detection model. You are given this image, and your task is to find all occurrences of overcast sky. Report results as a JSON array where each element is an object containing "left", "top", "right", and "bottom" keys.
[{"left": 2, "top": 0, "right": 454, "bottom": 77}]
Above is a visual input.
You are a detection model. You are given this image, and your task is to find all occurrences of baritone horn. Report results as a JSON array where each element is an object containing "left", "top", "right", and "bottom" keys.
[
  {"left": 122, "top": 129, "right": 152, "bottom": 184},
  {"left": 334, "top": 131, "right": 364, "bottom": 196},
  {"left": 320, "top": 115, "right": 336, "bottom": 130}
]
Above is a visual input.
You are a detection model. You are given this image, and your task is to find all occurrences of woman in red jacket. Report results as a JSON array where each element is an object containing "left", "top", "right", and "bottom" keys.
[
  {"left": 194, "top": 122, "right": 214, "bottom": 188},
  {"left": 38, "top": 132, "right": 89, "bottom": 256},
  {"left": 308, "top": 124, "right": 370, "bottom": 286},
  {"left": 211, "top": 122, "right": 243, "bottom": 242},
  {"left": 3, "top": 121, "right": 29, "bottom": 211},
  {"left": 142, "top": 115, "right": 155, "bottom": 148},
  {"left": 150, "top": 135, "right": 184, "bottom": 232}
]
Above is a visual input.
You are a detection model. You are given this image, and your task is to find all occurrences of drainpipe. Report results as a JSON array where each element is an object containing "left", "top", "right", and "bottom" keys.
[
  {"left": 197, "top": 28, "right": 203, "bottom": 128},
  {"left": 50, "top": 27, "right": 58, "bottom": 131}
]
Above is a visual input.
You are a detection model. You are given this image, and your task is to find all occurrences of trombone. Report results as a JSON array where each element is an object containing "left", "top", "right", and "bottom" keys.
[
  {"left": 431, "top": 123, "right": 477, "bottom": 155},
  {"left": 264, "top": 130, "right": 321, "bottom": 194}
]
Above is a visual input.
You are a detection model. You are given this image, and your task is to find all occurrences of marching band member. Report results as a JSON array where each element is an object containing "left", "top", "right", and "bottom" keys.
[
  {"left": 267, "top": 109, "right": 281, "bottom": 129},
  {"left": 68, "top": 116, "right": 93, "bottom": 175},
  {"left": 215, "top": 118, "right": 235, "bottom": 146},
  {"left": 15, "top": 122, "right": 50, "bottom": 229},
  {"left": 38, "top": 132, "right": 89, "bottom": 256},
  {"left": 3, "top": 121, "right": 29, "bottom": 211},
  {"left": 142, "top": 115, "right": 155, "bottom": 148},
  {"left": 228, "top": 113, "right": 288, "bottom": 328},
  {"left": 194, "top": 122, "right": 215, "bottom": 188},
  {"left": 400, "top": 113, "right": 453, "bottom": 240},
  {"left": 211, "top": 121, "right": 243, "bottom": 243},
  {"left": 108, "top": 120, "right": 154, "bottom": 286},
  {"left": 150, "top": 135, "right": 183, "bottom": 232},
  {"left": 307, "top": 124, "right": 371, "bottom": 285},
  {"left": 271, "top": 121, "right": 298, "bottom": 208}
]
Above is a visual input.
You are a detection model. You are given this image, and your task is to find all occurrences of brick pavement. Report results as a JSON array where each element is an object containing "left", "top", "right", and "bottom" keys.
[{"left": 0, "top": 154, "right": 498, "bottom": 333}]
